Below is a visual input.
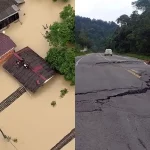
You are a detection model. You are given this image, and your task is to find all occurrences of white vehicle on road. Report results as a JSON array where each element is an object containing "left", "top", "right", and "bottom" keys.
[{"left": 104, "top": 49, "right": 113, "bottom": 56}]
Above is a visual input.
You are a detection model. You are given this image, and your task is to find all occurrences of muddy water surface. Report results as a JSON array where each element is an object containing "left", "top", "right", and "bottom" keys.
[{"left": 0, "top": 0, "right": 75, "bottom": 149}]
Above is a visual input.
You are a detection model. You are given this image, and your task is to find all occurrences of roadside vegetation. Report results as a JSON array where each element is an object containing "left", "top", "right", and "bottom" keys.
[
  {"left": 45, "top": 4, "right": 75, "bottom": 85},
  {"left": 106, "top": 0, "right": 150, "bottom": 59},
  {"left": 75, "top": 16, "right": 118, "bottom": 52},
  {"left": 75, "top": 0, "right": 150, "bottom": 61},
  {"left": 75, "top": 50, "right": 92, "bottom": 56}
]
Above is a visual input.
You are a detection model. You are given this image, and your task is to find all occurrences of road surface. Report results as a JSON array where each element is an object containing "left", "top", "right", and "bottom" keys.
[{"left": 76, "top": 53, "right": 150, "bottom": 150}]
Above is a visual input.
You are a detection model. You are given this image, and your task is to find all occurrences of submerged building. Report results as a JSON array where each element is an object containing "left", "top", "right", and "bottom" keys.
[
  {"left": 3, "top": 47, "right": 55, "bottom": 93},
  {"left": 0, "top": 0, "right": 25, "bottom": 30},
  {"left": 0, "top": 33, "right": 16, "bottom": 64}
]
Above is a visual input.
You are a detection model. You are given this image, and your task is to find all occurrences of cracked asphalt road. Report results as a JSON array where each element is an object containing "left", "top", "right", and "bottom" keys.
[{"left": 75, "top": 53, "right": 150, "bottom": 150}]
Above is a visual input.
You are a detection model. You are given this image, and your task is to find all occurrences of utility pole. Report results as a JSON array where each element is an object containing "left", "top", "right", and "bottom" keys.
[{"left": 0, "top": 129, "right": 7, "bottom": 139}]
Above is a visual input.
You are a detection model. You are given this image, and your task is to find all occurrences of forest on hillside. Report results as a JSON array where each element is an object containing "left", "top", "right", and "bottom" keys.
[
  {"left": 75, "top": 0, "right": 150, "bottom": 56},
  {"left": 108, "top": 0, "right": 150, "bottom": 55},
  {"left": 75, "top": 16, "right": 118, "bottom": 52}
]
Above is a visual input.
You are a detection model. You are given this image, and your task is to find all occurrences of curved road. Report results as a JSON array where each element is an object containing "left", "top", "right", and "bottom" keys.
[{"left": 76, "top": 53, "right": 150, "bottom": 150}]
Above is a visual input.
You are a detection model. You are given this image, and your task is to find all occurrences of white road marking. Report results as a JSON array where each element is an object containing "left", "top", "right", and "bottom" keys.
[
  {"left": 144, "top": 62, "right": 148, "bottom": 66},
  {"left": 75, "top": 57, "right": 84, "bottom": 66},
  {"left": 98, "top": 53, "right": 125, "bottom": 62},
  {"left": 98, "top": 53, "right": 111, "bottom": 61},
  {"left": 76, "top": 53, "right": 93, "bottom": 66}
]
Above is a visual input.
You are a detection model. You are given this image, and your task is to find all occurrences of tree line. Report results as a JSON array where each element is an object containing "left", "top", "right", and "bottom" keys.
[
  {"left": 45, "top": 4, "right": 75, "bottom": 85},
  {"left": 75, "top": 0, "right": 150, "bottom": 56},
  {"left": 107, "top": 0, "right": 150, "bottom": 55},
  {"left": 75, "top": 16, "right": 118, "bottom": 52}
]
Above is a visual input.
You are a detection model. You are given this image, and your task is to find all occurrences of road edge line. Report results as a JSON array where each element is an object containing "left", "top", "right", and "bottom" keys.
[{"left": 75, "top": 57, "right": 84, "bottom": 66}]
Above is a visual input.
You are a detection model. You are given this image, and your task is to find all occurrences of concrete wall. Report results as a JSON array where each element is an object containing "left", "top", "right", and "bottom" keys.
[{"left": 0, "top": 49, "right": 15, "bottom": 65}]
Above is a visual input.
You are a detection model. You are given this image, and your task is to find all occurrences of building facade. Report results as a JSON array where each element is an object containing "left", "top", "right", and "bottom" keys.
[
  {"left": 0, "top": 49, "right": 15, "bottom": 64},
  {"left": 3, "top": 47, "right": 55, "bottom": 93},
  {"left": 0, "top": 33, "right": 16, "bottom": 64}
]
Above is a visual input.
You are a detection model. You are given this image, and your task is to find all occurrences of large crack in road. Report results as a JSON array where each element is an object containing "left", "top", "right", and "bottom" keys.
[
  {"left": 76, "top": 57, "right": 150, "bottom": 150},
  {"left": 76, "top": 86, "right": 150, "bottom": 113},
  {"left": 78, "top": 60, "right": 142, "bottom": 67},
  {"left": 96, "top": 86, "right": 150, "bottom": 103},
  {"left": 76, "top": 61, "right": 150, "bottom": 113},
  {"left": 76, "top": 87, "right": 142, "bottom": 96},
  {"left": 96, "top": 60, "right": 142, "bottom": 65}
]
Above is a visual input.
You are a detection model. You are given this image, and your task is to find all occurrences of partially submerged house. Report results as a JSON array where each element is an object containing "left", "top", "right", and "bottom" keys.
[
  {"left": 0, "top": 33, "right": 16, "bottom": 64},
  {"left": 0, "top": 0, "right": 25, "bottom": 30},
  {"left": 3, "top": 47, "right": 55, "bottom": 93}
]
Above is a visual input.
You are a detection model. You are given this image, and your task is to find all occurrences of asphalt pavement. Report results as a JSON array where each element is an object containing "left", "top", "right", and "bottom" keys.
[{"left": 75, "top": 53, "right": 150, "bottom": 150}]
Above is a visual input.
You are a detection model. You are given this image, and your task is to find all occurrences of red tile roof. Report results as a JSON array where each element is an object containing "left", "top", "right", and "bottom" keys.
[{"left": 0, "top": 33, "right": 16, "bottom": 57}]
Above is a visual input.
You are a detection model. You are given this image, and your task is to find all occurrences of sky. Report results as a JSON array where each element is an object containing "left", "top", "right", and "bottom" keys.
[{"left": 75, "top": 0, "right": 136, "bottom": 22}]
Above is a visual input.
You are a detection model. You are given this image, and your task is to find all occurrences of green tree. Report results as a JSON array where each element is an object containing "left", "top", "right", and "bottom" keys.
[
  {"left": 116, "top": 15, "right": 130, "bottom": 26},
  {"left": 132, "top": 0, "right": 150, "bottom": 11},
  {"left": 46, "top": 22, "right": 73, "bottom": 47},
  {"left": 45, "top": 4, "right": 75, "bottom": 85},
  {"left": 109, "top": 0, "right": 150, "bottom": 55},
  {"left": 46, "top": 47, "right": 75, "bottom": 85},
  {"left": 45, "top": 4, "right": 75, "bottom": 47},
  {"left": 77, "top": 31, "right": 92, "bottom": 49},
  {"left": 75, "top": 16, "right": 118, "bottom": 52}
]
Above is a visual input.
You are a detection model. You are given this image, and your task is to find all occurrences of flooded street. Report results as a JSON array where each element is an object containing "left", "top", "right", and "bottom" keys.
[{"left": 0, "top": 0, "right": 75, "bottom": 149}]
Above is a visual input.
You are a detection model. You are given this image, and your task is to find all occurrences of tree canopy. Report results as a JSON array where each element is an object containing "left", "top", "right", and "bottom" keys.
[
  {"left": 45, "top": 4, "right": 75, "bottom": 47},
  {"left": 45, "top": 4, "right": 75, "bottom": 85},
  {"left": 75, "top": 0, "right": 150, "bottom": 56},
  {"left": 132, "top": 0, "right": 150, "bottom": 11},
  {"left": 108, "top": 0, "right": 150, "bottom": 55},
  {"left": 75, "top": 16, "right": 118, "bottom": 52}
]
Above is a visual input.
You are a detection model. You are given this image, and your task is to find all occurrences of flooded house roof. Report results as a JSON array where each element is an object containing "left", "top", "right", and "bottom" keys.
[
  {"left": 0, "top": 33, "right": 16, "bottom": 57},
  {"left": 3, "top": 47, "right": 55, "bottom": 93},
  {"left": 0, "top": 0, "right": 18, "bottom": 21}
]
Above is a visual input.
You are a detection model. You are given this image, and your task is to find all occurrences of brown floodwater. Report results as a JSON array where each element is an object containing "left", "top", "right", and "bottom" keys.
[{"left": 0, "top": 0, "right": 75, "bottom": 149}]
